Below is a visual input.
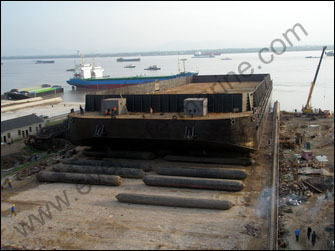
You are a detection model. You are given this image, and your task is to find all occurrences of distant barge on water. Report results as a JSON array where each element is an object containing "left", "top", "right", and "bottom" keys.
[
  {"left": 116, "top": 57, "right": 141, "bottom": 62},
  {"left": 67, "top": 74, "right": 272, "bottom": 152},
  {"left": 35, "top": 60, "right": 55, "bottom": 64},
  {"left": 4, "top": 84, "right": 63, "bottom": 100}
]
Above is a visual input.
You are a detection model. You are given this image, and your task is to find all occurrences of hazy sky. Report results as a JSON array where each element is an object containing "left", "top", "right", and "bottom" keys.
[{"left": 1, "top": 1, "right": 334, "bottom": 56}]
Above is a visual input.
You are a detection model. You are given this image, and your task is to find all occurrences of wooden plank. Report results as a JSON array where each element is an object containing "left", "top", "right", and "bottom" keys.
[{"left": 302, "top": 179, "right": 322, "bottom": 193}]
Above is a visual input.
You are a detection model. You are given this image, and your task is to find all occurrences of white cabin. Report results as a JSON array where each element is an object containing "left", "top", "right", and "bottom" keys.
[
  {"left": 91, "top": 66, "right": 104, "bottom": 78},
  {"left": 81, "top": 64, "right": 93, "bottom": 79},
  {"left": 74, "top": 54, "right": 105, "bottom": 79}
]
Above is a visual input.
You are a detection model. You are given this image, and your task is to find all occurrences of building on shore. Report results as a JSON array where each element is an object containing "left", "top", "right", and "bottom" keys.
[{"left": 1, "top": 114, "right": 44, "bottom": 144}]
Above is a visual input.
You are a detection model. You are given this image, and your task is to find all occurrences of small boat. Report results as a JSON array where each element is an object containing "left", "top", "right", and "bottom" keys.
[
  {"left": 326, "top": 51, "right": 334, "bottom": 56},
  {"left": 66, "top": 68, "right": 76, "bottom": 72},
  {"left": 221, "top": 57, "right": 232, "bottom": 60},
  {"left": 144, "top": 65, "right": 161, "bottom": 71},
  {"left": 124, "top": 64, "right": 136, "bottom": 68},
  {"left": 35, "top": 60, "right": 55, "bottom": 64}
]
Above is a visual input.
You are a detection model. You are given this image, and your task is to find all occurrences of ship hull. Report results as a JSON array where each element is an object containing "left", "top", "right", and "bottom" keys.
[
  {"left": 68, "top": 103, "right": 270, "bottom": 152},
  {"left": 67, "top": 73, "right": 272, "bottom": 152},
  {"left": 67, "top": 72, "right": 195, "bottom": 89}
]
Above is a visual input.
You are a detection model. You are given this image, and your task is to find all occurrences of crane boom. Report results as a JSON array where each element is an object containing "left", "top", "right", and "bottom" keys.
[{"left": 303, "top": 46, "right": 327, "bottom": 113}]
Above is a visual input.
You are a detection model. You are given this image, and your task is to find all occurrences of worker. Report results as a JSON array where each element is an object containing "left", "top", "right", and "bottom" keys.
[
  {"left": 295, "top": 227, "right": 300, "bottom": 241},
  {"left": 11, "top": 204, "right": 16, "bottom": 217},
  {"left": 325, "top": 189, "right": 329, "bottom": 200},
  {"left": 113, "top": 107, "right": 117, "bottom": 115},
  {"left": 80, "top": 105, "right": 84, "bottom": 115},
  {"left": 150, "top": 107, "right": 153, "bottom": 114},
  {"left": 307, "top": 224, "right": 312, "bottom": 240},
  {"left": 7, "top": 178, "right": 12, "bottom": 190},
  {"left": 311, "top": 231, "right": 317, "bottom": 246}
]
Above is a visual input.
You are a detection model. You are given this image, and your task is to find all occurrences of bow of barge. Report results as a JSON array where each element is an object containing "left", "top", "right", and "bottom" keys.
[{"left": 67, "top": 74, "right": 273, "bottom": 152}]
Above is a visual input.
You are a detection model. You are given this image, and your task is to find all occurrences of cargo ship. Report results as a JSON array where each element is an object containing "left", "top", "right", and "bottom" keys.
[
  {"left": 67, "top": 60, "right": 196, "bottom": 90},
  {"left": 116, "top": 58, "right": 141, "bottom": 62},
  {"left": 4, "top": 84, "right": 63, "bottom": 100},
  {"left": 67, "top": 73, "right": 273, "bottom": 152}
]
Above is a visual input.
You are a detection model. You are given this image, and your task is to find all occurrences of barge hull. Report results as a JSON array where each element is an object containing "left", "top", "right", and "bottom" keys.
[{"left": 68, "top": 74, "right": 272, "bottom": 152}]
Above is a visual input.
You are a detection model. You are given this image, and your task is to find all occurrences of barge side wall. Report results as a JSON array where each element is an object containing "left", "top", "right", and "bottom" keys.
[{"left": 85, "top": 74, "right": 272, "bottom": 114}]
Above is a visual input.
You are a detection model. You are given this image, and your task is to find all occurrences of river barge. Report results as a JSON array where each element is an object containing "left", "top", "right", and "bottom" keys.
[
  {"left": 35, "top": 60, "right": 55, "bottom": 64},
  {"left": 4, "top": 85, "right": 64, "bottom": 100},
  {"left": 67, "top": 74, "right": 273, "bottom": 152},
  {"left": 116, "top": 58, "right": 141, "bottom": 62}
]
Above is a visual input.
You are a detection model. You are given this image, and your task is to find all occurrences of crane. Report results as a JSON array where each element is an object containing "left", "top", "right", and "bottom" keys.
[{"left": 302, "top": 46, "right": 327, "bottom": 114}]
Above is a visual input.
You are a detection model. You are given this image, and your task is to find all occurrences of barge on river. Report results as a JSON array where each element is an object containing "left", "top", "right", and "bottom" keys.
[
  {"left": 4, "top": 85, "right": 64, "bottom": 100},
  {"left": 67, "top": 74, "right": 273, "bottom": 152}
]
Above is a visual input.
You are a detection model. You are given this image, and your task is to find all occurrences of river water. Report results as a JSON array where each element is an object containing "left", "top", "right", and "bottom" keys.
[{"left": 1, "top": 51, "right": 334, "bottom": 111}]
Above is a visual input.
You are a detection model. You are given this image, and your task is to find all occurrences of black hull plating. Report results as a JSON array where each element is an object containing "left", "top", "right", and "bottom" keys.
[
  {"left": 68, "top": 117, "right": 265, "bottom": 152},
  {"left": 67, "top": 74, "right": 272, "bottom": 152},
  {"left": 68, "top": 94, "right": 271, "bottom": 152}
]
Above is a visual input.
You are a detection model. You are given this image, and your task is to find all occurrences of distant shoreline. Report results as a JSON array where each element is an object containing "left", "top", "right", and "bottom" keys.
[{"left": 1, "top": 45, "right": 333, "bottom": 60}]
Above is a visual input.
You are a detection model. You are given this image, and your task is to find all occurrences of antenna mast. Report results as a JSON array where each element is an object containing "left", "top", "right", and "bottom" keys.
[
  {"left": 178, "top": 58, "right": 180, "bottom": 73},
  {"left": 77, "top": 50, "right": 84, "bottom": 65},
  {"left": 180, "top": 58, "right": 187, "bottom": 73}
]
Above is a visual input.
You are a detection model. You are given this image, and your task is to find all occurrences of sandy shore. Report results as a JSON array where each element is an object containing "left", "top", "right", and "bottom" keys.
[
  {"left": 1, "top": 116, "right": 274, "bottom": 250},
  {"left": 1, "top": 101, "right": 84, "bottom": 121}
]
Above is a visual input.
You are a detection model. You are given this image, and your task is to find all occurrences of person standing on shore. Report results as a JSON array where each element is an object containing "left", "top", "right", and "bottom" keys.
[
  {"left": 10, "top": 204, "right": 16, "bottom": 217},
  {"left": 295, "top": 227, "right": 300, "bottom": 241},
  {"left": 307, "top": 224, "right": 312, "bottom": 240},
  {"left": 6, "top": 178, "right": 12, "bottom": 190},
  {"left": 311, "top": 231, "right": 317, "bottom": 246}
]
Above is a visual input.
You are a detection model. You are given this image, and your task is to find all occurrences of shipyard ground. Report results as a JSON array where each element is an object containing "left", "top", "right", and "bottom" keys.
[
  {"left": 1, "top": 114, "right": 333, "bottom": 250},
  {"left": 278, "top": 113, "right": 334, "bottom": 250},
  {"left": 1, "top": 113, "right": 273, "bottom": 250}
]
